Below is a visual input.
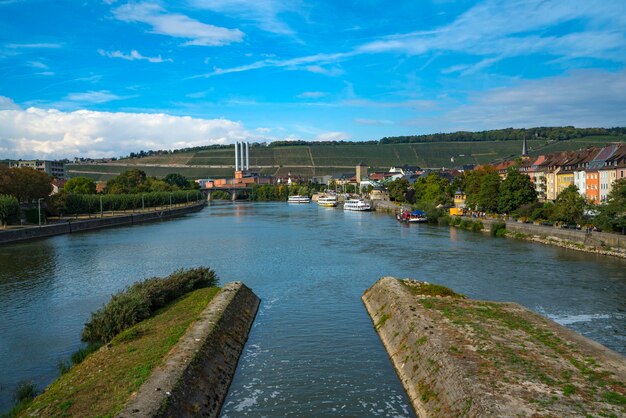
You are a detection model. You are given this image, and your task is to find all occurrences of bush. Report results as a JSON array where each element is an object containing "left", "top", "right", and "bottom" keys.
[
  {"left": 63, "top": 190, "right": 203, "bottom": 215},
  {"left": 14, "top": 381, "right": 37, "bottom": 403},
  {"left": 81, "top": 267, "right": 218, "bottom": 344},
  {"left": 0, "top": 194, "right": 19, "bottom": 226},
  {"left": 470, "top": 221, "right": 484, "bottom": 232},
  {"left": 491, "top": 221, "right": 506, "bottom": 237}
]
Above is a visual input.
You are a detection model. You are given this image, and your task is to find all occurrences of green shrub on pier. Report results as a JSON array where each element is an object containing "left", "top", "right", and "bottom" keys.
[
  {"left": 491, "top": 221, "right": 507, "bottom": 237},
  {"left": 82, "top": 267, "right": 218, "bottom": 344}
]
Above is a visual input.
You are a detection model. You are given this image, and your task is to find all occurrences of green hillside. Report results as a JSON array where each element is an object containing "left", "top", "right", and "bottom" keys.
[{"left": 66, "top": 136, "right": 626, "bottom": 180}]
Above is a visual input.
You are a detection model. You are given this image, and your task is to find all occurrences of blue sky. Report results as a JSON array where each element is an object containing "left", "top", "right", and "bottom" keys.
[{"left": 1, "top": 0, "right": 625, "bottom": 159}]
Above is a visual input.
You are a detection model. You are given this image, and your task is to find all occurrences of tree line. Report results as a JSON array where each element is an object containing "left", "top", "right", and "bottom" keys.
[{"left": 380, "top": 127, "right": 626, "bottom": 144}]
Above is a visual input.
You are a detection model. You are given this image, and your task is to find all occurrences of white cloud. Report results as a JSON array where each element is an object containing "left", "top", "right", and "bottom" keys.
[
  {"left": 423, "top": 69, "right": 626, "bottom": 130},
  {"left": 297, "top": 91, "right": 327, "bottom": 99},
  {"left": 112, "top": 2, "right": 244, "bottom": 46},
  {"left": 28, "top": 60, "right": 49, "bottom": 69},
  {"left": 198, "top": 51, "right": 354, "bottom": 77},
  {"left": 5, "top": 42, "right": 62, "bottom": 49},
  {"left": 314, "top": 131, "right": 351, "bottom": 142},
  {"left": 304, "top": 65, "right": 344, "bottom": 76},
  {"left": 189, "top": 0, "right": 301, "bottom": 36},
  {"left": 64, "top": 90, "right": 125, "bottom": 104},
  {"left": 0, "top": 96, "right": 20, "bottom": 110},
  {"left": 255, "top": 127, "right": 271, "bottom": 133},
  {"left": 0, "top": 105, "right": 251, "bottom": 159},
  {"left": 97, "top": 49, "right": 172, "bottom": 63}
]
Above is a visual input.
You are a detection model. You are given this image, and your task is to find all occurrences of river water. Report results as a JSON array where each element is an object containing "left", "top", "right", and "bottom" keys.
[{"left": 0, "top": 202, "right": 624, "bottom": 415}]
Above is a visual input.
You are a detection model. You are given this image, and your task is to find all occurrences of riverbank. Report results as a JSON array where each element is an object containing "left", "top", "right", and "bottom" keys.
[
  {"left": 461, "top": 216, "right": 626, "bottom": 260},
  {"left": 0, "top": 201, "right": 205, "bottom": 245},
  {"left": 15, "top": 282, "right": 259, "bottom": 417},
  {"left": 363, "top": 277, "right": 626, "bottom": 417},
  {"left": 371, "top": 199, "right": 626, "bottom": 259}
]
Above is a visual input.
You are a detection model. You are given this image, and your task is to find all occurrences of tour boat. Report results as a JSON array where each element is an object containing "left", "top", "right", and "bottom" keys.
[
  {"left": 317, "top": 195, "right": 338, "bottom": 207},
  {"left": 343, "top": 198, "right": 371, "bottom": 211},
  {"left": 397, "top": 209, "right": 428, "bottom": 223},
  {"left": 288, "top": 195, "right": 310, "bottom": 203}
]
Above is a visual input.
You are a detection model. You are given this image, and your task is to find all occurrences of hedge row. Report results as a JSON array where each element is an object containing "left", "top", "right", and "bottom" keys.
[
  {"left": 81, "top": 267, "right": 218, "bottom": 344},
  {"left": 64, "top": 190, "right": 203, "bottom": 214}
]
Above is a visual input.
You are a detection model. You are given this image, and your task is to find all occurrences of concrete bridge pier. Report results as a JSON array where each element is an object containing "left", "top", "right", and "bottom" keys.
[
  {"left": 205, "top": 190, "right": 213, "bottom": 202},
  {"left": 231, "top": 190, "right": 237, "bottom": 201}
]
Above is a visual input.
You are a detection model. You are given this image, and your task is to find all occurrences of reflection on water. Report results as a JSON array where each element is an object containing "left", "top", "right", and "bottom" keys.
[{"left": 0, "top": 202, "right": 624, "bottom": 414}]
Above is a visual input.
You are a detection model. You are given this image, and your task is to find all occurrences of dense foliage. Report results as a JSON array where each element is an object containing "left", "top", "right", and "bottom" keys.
[
  {"left": 463, "top": 167, "right": 502, "bottom": 212},
  {"left": 498, "top": 167, "right": 537, "bottom": 213},
  {"left": 0, "top": 165, "right": 52, "bottom": 202},
  {"left": 82, "top": 267, "right": 218, "bottom": 344},
  {"left": 0, "top": 194, "right": 20, "bottom": 227},
  {"left": 104, "top": 169, "right": 198, "bottom": 194},
  {"left": 380, "top": 127, "right": 626, "bottom": 144},
  {"left": 552, "top": 185, "right": 588, "bottom": 225},
  {"left": 59, "top": 190, "right": 202, "bottom": 214},
  {"left": 594, "top": 179, "right": 626, "bottom": 233},
  {"left": 64, "top": 176, "right": 96, "bottom": 194}
]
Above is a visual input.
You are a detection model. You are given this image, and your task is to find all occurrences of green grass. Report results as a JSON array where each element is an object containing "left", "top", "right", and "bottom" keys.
[
  {"left": 402, "top": 280, "right": 465, "bottom": 298},
  {"left": 408, "top": 292, "right": 625, "bottom": 414},
  {"left": 18, "top": 287, "right": 219, "bottom": 418}
]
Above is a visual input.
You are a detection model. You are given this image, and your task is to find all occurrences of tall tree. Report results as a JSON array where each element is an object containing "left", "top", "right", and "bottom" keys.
[
  {"left": 0, "top": 167, "right": 52, "bottom": 202},
  {"left": 477, "top": 172, "right": 501, "bottom": 212},
  {"left": 64, "top": 176, "right": 96, "bottom": 194},
  {"left": 553, "top": 185, "right": 587, "bottom": 225},
  {"left": 594, "top": 179, "right": 626, "bottom": 233},
  {"left": 0, "top": 194, "right": 19, "bottom": 228},
  {"left": 105, "top": 169, "right": 148, "bottom": 194},
  {"left": 413, "top": 173, "right": 452, "bottom": 205},
  {"left": 498, "top": 167, "right": 537, "bottom": 213},
  {"left": 463, "top": 166, "right": 499, "bottom": 211},
  {"left": 387, "top": 178, "right": 410, "bottom": 202},
  {"left": 164, "top": 173, "right": 188, "bottom": 189}
]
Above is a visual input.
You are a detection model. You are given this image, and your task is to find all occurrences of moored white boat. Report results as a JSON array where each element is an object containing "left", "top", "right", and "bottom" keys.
[
  {"left": 317, "top": 195, "right": 338, "bottom": 207},
  {"left": 288, "top": 195, "right": 310, "bottom": 203},
  {"left": 343, "top": 198, "right": 371, "bottom": 211}
]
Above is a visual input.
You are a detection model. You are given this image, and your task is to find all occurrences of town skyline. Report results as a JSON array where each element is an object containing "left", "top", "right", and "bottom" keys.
[{"left": 1, "top": 0, "right": 626, "bottom": 159}]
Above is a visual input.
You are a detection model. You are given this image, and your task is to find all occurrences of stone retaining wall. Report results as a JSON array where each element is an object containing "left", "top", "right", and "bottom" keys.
[
  {"left": 363, "top": 277, "right": 626, "bottom": 417},
  {"left": 117, "top": 281, "right": 260, "bottom": 418},
  {"left": 474, "top": 217, "right": 626, "bottom": 249},
  {"left": 0, "top": 202, "right": 205, "bottom": 245}
]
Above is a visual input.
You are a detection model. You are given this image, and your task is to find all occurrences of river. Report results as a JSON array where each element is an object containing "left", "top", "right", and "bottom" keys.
[{"left": 0, "top": 202, "right": 624, "bottom": 415}]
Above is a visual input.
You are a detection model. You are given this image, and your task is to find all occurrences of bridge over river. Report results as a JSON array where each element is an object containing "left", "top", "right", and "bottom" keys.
[{"left": 202, "top": 186, "right": 251, "bottom": 201}]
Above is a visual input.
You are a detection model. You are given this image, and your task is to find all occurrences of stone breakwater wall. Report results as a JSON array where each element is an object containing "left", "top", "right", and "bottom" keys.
[
  {"left": 363, "top": 277, "right": 626, "bottom": 417},
  {"left": 117, "top": 281, "right": 260, "bottom": 418},
  {"left": 0, "top": 202, "right": 205, "bottom": 245},
  {"left": 372, "top": 200, "right": 411, "bottom": 214},
  {"left": 466, "top": 217, "right": 626, "bottom": 258}
]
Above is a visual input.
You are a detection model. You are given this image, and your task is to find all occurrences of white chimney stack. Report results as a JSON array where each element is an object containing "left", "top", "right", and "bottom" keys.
[
  {"left": 246, "top": 142, "right": 250, "bottom": 170},
  {"left": 240, "top": 141, "right": 245, "bottom": 171},
  {"left": 234, "top": 142, "right": 239, "bottom": 171}
]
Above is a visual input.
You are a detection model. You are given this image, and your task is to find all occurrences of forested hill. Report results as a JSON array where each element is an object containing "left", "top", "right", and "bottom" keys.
[{"left": 379, "top": 127, "right": 626, "bottom": 144}]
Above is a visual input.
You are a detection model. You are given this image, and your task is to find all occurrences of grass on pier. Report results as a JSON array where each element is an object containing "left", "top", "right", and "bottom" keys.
[
  {"left": 17, "top": 287, "right": 219, "bottom": 418},
  {"left": 401, "top": 280, "right": 626, "bottom": 417}
]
